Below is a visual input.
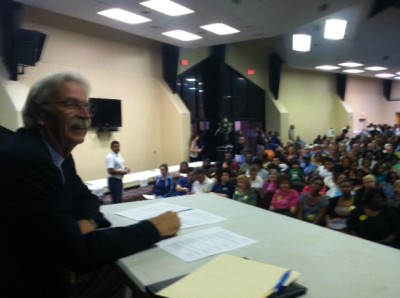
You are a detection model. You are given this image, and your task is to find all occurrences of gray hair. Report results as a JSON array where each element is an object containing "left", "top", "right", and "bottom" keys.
[{"left": 22, "top": 72, "right": 90, "bottom": 128}]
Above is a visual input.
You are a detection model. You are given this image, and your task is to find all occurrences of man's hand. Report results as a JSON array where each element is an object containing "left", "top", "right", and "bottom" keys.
[
  {"left": 77, "top": 219, "right": 96, "bottom": 234},
  {"left": 149, "top": 211, "right": 181, "bottom": 237}
]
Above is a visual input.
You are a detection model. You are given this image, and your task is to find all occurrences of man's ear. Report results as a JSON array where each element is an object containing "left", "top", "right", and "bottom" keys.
[{"left": 31, "top": 105, "right": 46, "bottom": 126}]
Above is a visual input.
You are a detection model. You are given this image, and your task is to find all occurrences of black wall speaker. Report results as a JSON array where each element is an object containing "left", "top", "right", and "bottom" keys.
[
  {"left": 14, "top": 29, "right": 46, "bottom": 66},
  {"left": 383, "top": 79, "right": 392, "bottom": 100},
  {"left": 336, "top": 73, "right": 347, "bottom": 100},
  {"left": 269, "top": 53, "right": 283, "bottom": 99}
]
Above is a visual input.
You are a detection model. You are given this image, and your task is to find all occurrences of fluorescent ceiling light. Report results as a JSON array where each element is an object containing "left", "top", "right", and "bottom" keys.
[
  {"left": 339, "top": 62, "right": 363, "bottom": 67},
  {"left": 200, "top": 23, "right": 240, "bottom": 35},
  {"left": 394, "top": 76, "right": 400, "bottom": 80},
  {"left": 397, "top": 72, "right": 400, "bottom": 75},
  {"left": 365, "top": 66, "right": 387, "bottom": 71},
  {"left": 375, "top": 73, "right": 395, "bottom": 78},
  {"left": 97, "top": 8, "right": 151, "bottom": 24},
  {"left": 186, "top": 78, "right": 197, "bottom": 82},
  {"left": 140, "top": 0, "right": 194, "bottom": 16},
  {"left": 162, "top": 30, "right": 202, "bottom": 41},
  {"left": 343, "top": 69, "right": 365, "bottom": 73},
  {"left": 292, "top": 34, "right": 311, "bottom": 52},
  {"left": 324, "top": 19, "right": 347, "bottom": 40},
  {"left": 315, "top": 65, "right": 340, "bottom": 70}
]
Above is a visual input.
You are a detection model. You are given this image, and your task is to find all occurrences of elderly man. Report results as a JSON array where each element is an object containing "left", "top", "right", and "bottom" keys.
[{"left": 0, "top": 72, "right": 180, "bottom": 298}]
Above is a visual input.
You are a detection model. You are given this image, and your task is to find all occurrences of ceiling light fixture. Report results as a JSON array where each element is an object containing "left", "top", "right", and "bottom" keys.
[
  {"left": 343, "top": 69, "right": 365, "bottom": 74},
  {"left": 97, "top": 8, "right": 151, "bottom": 24},
  {"left": 162, "top": 30, "right": 202, "bottom": 41},
  {"left": 394, "top": 76, "right": 400, "bottom": 80},
  {"left": 324, "top": 19, "right": 347, "bottom": 40},
  {"left": 200, "top": 23, "right": 240, "bottom": 35},
  {"left": 375, "top": 73, "right": 395, "bottom": 78},
  {"left": 292, "top": 34, "right": 311, "bottom": 52},
  {"left": 315, "top": 65, "right": 340, "bottom": 70},
  {"left": 365, "top": 66, "right": 387, "bottom": 71},
  {"left": 140, "top": 0, "right": 194, "bottom": 16},
  {"left": 339, "top": 62, "right": 363, "bottom": 67}
]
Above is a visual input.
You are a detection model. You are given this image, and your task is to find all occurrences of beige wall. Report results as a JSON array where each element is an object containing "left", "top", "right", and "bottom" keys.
[
  {"left": 345, "top": 76, "right": 400, "bottom": 133},
  {"left": 278, "top": 67, "right": 348, "bottom": 144},
  {"left": 1, "top": 6, "right": 190, "bottom": 181},
  {"left": 178, "top": 47, "right": 210, "bottom": 75}
]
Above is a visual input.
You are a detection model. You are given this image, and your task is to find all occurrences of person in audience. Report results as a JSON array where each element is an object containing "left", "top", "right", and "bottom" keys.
[
  {"left": 325, "top": 180, "right": 358, "bottom": 231},
  {"left": 0, "top": 72, "right": 180, "bottom": 297},
  {"left": 106, "top": 140, "right": 131, "bottom": 204},
  {"left": 232, "top": 175, "right": 259, "bottom": 206},
  {"left": 302, "top": 174, "right": 328, "bottom": 195},
  {"left": 301, "top": 153, "right": 318, "bottom": 180},
  {"left": 175, "top": 169, "right": 195, "bottom": 196},
  {"left": 297, "top": 177, "right": 328, "bottom": 225},
  {"left": 325, "top": 172, "right": 347, "bottom": 198},
  {"left": 247, "top": 166, "right": 264, "bottom": 190},
  {"left": 372, "top": 162, "right": 387, "bottom": 185},
  {"left": 189, "top": 134, "right": 203, "bottom": 162},
  {"left": 288, "top": 159, "right": 305, "bottom": 185},
  {"left": 173, "top": 161, "right": 190, "bottom": 180},
  {"left": 270, "top": 175, "right": 300, "bottom": 217},
  {"left": 249, "top": 158, "right": 269, "bottom": 181},
  {"left": 201, "top": 158, "right": 212, "bottom": 175},
  {"left": 210, "top": 169, "right": 235, "bottom": 198},
  {"left": 354, "top": 174, "right": 377, "bottom": 204},
  {"left": 268, "top": 156, "right": 289, "bottom": 173},
  {"left": 380, "top": 171, "right": 398, "bottom": 206},
  {"left": 347, "top": 188, "right": 400, "bottom": 246},
  {"left": 239, "top": 152, "right": 253, "bottom": 175},
  {"left": 192, "top": 167, "right": 215, "bottom": 193},
  {"left": 262, "top": 169, "right": 279, "bottom": 194},
  {"left": 153, "top": 163, "right": 175, "bottom": 198},
  {"left": 223, "top": 152, "right": 240, "bottom": 175}
]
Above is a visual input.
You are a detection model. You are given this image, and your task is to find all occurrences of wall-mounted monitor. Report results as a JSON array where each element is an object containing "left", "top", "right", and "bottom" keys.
[{"left": 89, "top": 98, "right": 122, "bottom": 131}]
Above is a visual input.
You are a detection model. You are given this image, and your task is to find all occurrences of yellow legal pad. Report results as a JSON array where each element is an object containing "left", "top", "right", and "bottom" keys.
[{"left": 156, "top": 254, "right": 300, "bottom": 298}]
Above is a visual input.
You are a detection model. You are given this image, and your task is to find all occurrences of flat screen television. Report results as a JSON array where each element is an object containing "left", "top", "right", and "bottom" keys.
[{"left": 89, "top": 98, "right": 122, "bottom": 131}]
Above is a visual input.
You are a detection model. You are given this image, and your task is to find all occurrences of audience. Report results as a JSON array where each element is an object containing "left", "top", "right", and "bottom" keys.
[
  {"left": 210, "top": 169, "right": 235, "bottom": 198},
  {"left": 347, "top": 188, "right": 400, "bottom": 246},
  {"left": 232, "top": 175, "right": 259, "bottom": 206},
  {"left": 270, "top": 175, "right": 300, "bottom": 217},
  {"left": 153, "top": 163, "right": 175, "bottom": 198},
  {"left": 297, "top": 177, "right": 328, "bottom": 225},
  {"left": 191, "top": 167, "right": 215, "bottom": 193},
  {"left": 175, "top": 169, "right": 195, "bottom": 196}
]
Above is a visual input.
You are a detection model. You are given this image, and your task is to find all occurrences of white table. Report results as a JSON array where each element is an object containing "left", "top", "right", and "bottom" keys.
[
  {"left": 86, "top": 161, "right": 204, "bottom": 195},
  {"left": 101, "top": 194, "right": 400, "bottom": 298}
]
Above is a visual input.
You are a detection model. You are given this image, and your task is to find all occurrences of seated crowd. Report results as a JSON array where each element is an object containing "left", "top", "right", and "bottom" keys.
[{"left": 151, "top": 123, "right": 400, "bottom": 248}]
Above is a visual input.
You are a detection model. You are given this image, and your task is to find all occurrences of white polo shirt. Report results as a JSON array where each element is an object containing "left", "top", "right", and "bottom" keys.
[{"left": 106, "top": 152, "right": 126, "bottom": 179}]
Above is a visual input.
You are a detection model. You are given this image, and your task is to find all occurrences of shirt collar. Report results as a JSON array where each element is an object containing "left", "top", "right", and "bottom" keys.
[{"left": 44, "top": 140, "right": 65, "bottom": 167}]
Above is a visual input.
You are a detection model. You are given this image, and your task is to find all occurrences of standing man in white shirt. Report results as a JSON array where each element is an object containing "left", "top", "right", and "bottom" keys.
[
  {"left": 106, "top": 141, "right": 130, "bottom": 203},
  {"left": 191, "top": 167, "right": 216, "bottom": 194}
]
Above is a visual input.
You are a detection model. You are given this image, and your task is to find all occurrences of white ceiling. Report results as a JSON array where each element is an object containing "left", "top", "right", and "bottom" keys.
[{"left": 15, "top": 0, "right": 400, "bottom": 79}]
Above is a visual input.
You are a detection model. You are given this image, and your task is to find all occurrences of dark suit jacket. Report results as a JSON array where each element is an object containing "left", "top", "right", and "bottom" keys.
[{"left": 0, "top": 128, "right": 160, "bottom": 298}]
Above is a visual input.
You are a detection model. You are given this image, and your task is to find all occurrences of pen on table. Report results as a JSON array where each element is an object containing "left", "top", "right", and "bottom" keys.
[
  {"left": 177, "top": 208, "right": 192, "bottom": 213},
  {"left": 274, "top": 269, "right": 291, "bottom": 294}
]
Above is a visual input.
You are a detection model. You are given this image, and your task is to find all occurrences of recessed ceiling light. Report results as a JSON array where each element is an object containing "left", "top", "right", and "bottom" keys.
[
  {"left": 140, "top": 0, "right": 194, "bottom": 16},
  {"left": 365, "top": 66, "right": 388, "bottom": 71},
  {"left": 339, "top": 62, "right": 363, "bottom": 67},
  {"left": 97, "top": 8, "right": 151, "bottom": 24},
  {"left": 186, "top": 78, "right": 197, "bottom": 82},
  {"left": 315, "top": 65, "right": 340, "bottom": 70},
  {"left": 343, "top": 69, "right": 365, "bottom": 73},
  {"left": 292, "top": 34, "right": 311, "bottom": 52},
  {"left": 162, "top": 30, "right": 202, "bottom": 41},
  {"left": 375, "top": 73, "right": 395, "bottom": 78},
  {"left": 200, "top": 23, "right": 240, "bottom": 35},
  {"left": 324, "top": 19, "right": 347, "bottom": 40}
]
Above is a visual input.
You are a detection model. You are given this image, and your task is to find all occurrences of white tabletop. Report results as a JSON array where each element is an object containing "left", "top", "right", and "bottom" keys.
[
  {"left": 101, "top": 194, "right": 400, "bottom": 298},
  {"left": 86, "top": 161, "right": 205, "bottom": 193}
]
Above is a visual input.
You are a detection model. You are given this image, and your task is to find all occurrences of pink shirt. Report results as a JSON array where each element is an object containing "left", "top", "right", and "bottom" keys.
[{"left": 271, "top": 189, "right": 300, "bottom": 210}]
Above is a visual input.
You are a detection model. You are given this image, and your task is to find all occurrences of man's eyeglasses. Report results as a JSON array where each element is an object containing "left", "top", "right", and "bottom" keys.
[{"left": 42, "top": 99, "right": 95, "bottom": 115}]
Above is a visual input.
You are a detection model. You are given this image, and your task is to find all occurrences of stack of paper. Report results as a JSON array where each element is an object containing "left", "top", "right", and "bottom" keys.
[{"left": 156, "top": 254, "right": 300, "bottom": 298}]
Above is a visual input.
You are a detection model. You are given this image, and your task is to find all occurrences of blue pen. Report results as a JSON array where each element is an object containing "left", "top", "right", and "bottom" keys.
[{"left": 274, "top": 270, "right": 291, "bottom": 294}]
